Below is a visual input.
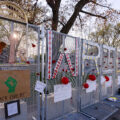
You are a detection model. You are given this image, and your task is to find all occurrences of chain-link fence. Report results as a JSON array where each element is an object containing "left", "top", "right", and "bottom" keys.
[
  {"left": 0, "top": 19, "right": 42, "bottom": 120},
  {"left": 0, "top": 19, "right": 120, "bottom": 120}
]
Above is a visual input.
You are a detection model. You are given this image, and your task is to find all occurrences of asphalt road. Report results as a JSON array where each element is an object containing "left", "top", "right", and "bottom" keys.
[{"left": 107, "top": 109, "right": 120, "bottom": 120}]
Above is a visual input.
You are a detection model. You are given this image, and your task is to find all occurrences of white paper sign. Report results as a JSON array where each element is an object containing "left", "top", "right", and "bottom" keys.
[
  {"left": 105, "top": 76, "right": 112, "bottom": 87},
  {"left": 54, "top": 83, "right": 72, "bottom": 103},
  {"left": 86, "top": 80, "right": 97, "bottom": 93},
  {"left": 101, "top": 76, "right": 106, "bottom": 84},
  {"left": 7, "top": 103, "right": 18, "bottom": 116},
  {"left": 118, "top": 76, "right": 120, "bottom": 85},
  {"left": 35, "top": 81, "right": 46, "bottom": 93}
]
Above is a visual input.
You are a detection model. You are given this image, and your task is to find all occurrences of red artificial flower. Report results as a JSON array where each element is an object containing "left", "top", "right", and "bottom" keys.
[
  {"left": 71, "top": 68, "right": 75, "bottom": 71},
  {"left": 104, "top": 76, "right": 109, "bottom": 82},
  {"left": 26, "top": 61, "right": 30, "bottom": 64},
  {"left": 32, "top": 43, "right": 36, "bottom": 48},
  {"left": 65, "top": 69, "right": 68, "bottom": 72},
  {"left": 52, "top": 60, "right": 56, "bottom": 64},
  {"left": 62, "top": 69, "right": 64, "bottom": 72},
  {"left": 61, "top": 77, "right": 69, "bottom": 84},
  {"left": 89, "top": 74, "right": 96, "bottom": 81},
  {"left": 36, "top": 73, "right": 40, "bottom": 76},
  {"left": 83, "top": 83, "right": 89, "bottom": 88},
  {"left": 64, "top": 48, "right": 67, "bottom": 51}
]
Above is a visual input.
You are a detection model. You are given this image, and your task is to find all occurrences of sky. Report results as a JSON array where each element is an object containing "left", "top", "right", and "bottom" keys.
[
  {"left": 109, "top": 0, "right": 120, "bottom": 10},
  {"left": 39, "top": 0, "right": 120, "bottom": 10}
]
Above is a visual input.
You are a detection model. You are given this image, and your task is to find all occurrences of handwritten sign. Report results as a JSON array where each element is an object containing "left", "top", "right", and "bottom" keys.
[
  {"left": 86, "top": 80, "right": 97, "bottom": 93},
  {"left": 101, "top": 76, "right": 106, "bottom": 84},
  {"left": 105, "top": 76, "right": 112, "bottom": 87},
  {"left": 54, "top": 83, "right": 72, "bottom": 103},
  {"left": 7, "top": 102, "right": 18, "bottom": 116},
  {"left": 35, "top": 81, "right": 46, "bottom": 93}
]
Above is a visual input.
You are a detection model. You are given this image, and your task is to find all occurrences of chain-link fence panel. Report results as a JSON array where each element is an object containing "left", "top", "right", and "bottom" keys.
[
  {"left": 45, "top": 30, "right": 79, "bottom": 120},
  {"left": 0, "top": 19, "right": 41, "bottom": 120},
  {"left": 100, "top": 45, "right": 116, "bottom": 100},
  {"left": 80, "top": 40, "right": 100, "bottom": 109}
]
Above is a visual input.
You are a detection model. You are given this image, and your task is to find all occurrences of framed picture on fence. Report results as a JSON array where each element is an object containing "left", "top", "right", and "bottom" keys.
[{"left": 4, "top": 100, "right": 20, "bottom": 119}]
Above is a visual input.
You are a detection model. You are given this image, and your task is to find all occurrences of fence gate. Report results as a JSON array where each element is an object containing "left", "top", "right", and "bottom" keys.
[{"left": 44, "top": 30, "right": 79, "bottom": 120}]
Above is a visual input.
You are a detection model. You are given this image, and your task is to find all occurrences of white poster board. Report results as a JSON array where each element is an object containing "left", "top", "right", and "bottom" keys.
[
  {"left": 7, "top": 102, "right": 18, "bottom": 116},
  {"left": 105, "top": 76, "right": 112, "bottom": 87},
  {"left": 101, "top": 76, "right": 106, "bottom": 84},
  {"left": 54, "top": 83, "right": 72, "bottom": 103},
  {"left": 86, "top": 80, "right": 97, "bottom": 93},
  {"left": 35, "top": 81, "right": 46, "bottom": 93},
  {"left": 118, "top": 76, "right": 120, "bottom": 85}
]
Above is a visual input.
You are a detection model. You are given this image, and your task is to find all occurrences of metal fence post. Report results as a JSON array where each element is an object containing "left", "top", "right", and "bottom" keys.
[
  {"left": 41, "top": 26, "right": 45, "bottom": 120},
  {"left": 78, "top": 38, "right": 83, "bottom": 112},
  {"left": 37, "top": 27, "right": 41, "bottom": 120},
  {"left": 98, "top": 44, "right": 103, "bottom": 102},
  {"left": 44, "top": 30, "right": 49, "bottom": 120},
  {"left": 113, "top": 48, "right": 117, "bottom": 95}
]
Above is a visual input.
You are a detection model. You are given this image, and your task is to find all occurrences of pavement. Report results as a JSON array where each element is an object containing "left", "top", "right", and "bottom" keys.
[{"left": 107, "top": 109, "right": 120, "bottom": 120}]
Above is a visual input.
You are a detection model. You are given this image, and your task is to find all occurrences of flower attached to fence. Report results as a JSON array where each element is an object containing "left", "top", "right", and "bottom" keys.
[
  {"left": 0, "top": 42, "right": 6, "bottom": 54},
  {"left": 82, "top": 73, "right": 97, "bottom": 90},
  {"left": 36, "top": 73, "right": 40, "bottom": 76},
  {"left": 71, "top": 68, "right": 75, "bottom": 71},
  {"left": 64, "top": 48, "right": 67, "bottom": 51},
  {"left": 32, "top": 43, "right": 36, "bottom": 48},
  {"left": 26, "top": 61, "right": 30, "bottom": 64},
  {"left": 104, "top": 75, "right": 109, "bottom": 82},
  {"left": 83, "top": 83, "right": 89, "bottom": 88},
  {"left": 88, "top": 74, "right": 96, "bottom": 81},
  {"left": 61, "top": 77, "right": 69, "bottom": 84},
  {"left": 52, "top": 60, "right": 56, "bottom": 64}
]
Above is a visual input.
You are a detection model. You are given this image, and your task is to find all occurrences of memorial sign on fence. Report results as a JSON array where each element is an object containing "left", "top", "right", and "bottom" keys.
[
  {"left": 54, "top": 83, "right": 72, "bottom": 103},
  {"left": 0, "top": 70, "right": 30, "bottom": 102}
]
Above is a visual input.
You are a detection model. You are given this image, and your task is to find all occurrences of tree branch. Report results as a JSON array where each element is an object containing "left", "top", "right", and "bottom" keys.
[
  {"left": 80, "top": 10, "right": 106, "bottom": 19},
  {"left": 46, "top": 0, "right": 55, "bottom": 9},
  {"left": 61, "top": 0, "right": 90, "bottom": 34},
  {"left": 58, "top": 20, "right": 65, "bottom": 27},
  {"left": 46, "top": 0, "right": 61, "bottom": 30},
  {"left": 90, "top": 1, "right": 113, "bottom": 10},
  {"left": 36, "top": 18, "right": 52, "bottom": 25}
]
